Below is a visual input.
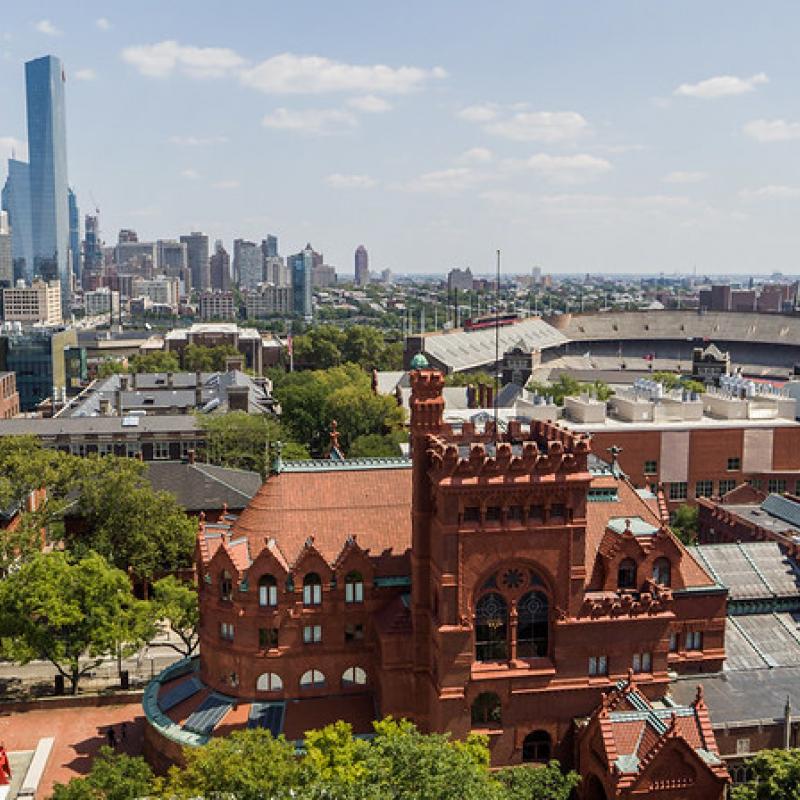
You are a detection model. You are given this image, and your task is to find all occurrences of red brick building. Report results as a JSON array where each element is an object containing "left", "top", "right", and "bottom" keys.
[
  {"left": 144, "top": 366, "right": 729, "bottom": 797},
  {"left": 0, "top": 372, "right": 19, "bottom": 419}
]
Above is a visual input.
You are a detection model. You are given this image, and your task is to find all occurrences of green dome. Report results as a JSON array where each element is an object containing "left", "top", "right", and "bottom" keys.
[{"left": 410, "top": 353, "right": 429, "bottom": 370}]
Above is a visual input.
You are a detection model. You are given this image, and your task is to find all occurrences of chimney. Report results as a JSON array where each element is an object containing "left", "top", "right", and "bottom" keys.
[
  {"left": 99, "top": 397, "right": 111, "bottom": 416},
  {"left": 131, "top": 372, "right": 137, "bottom": 390},
  {"left": 115, "top": 389, "right": 123, "bottom": 415},
  {"left": 195, "top": 370, "right": 203, "bottom": 407}
]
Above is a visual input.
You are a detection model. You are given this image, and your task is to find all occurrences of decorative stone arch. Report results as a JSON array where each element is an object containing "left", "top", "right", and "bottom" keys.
[
  {"left": 248, "top": 544, "right": 289, "bottom": 605},
  {"left": 255, "top": 672, "right": 283, "bottom": 692},
  {"left": 521, "top": 729, "right": 552, "bottom": 762}
]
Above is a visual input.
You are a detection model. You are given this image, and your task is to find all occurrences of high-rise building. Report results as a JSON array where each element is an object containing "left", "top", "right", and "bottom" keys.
[
  {"left": 118, "top": 229, "right": 138, "bottom": 243},
  {"left": 288, "top": 243, "right": 319, "bottom": 319},
  {"left": 355, "top": 244, "right": 369, "bottom": 286},
  {"left": 2, "top": 279, "right": 62, "bottom": 325},
  {"left": 233, "top": 239, "right": 262, "bottom": 290},
  {"left": 84, "top": 287, "right": 119, "bottom": 318},
  {"left": 180, "top": 232, "right": 210, "bottom": 293},
  {"left": 68, "top": 188, "right": 80, "bottom": 283},
  {"left": 210, "top": 240, "right": 231, "bottom": 292},
  {"left": 265, "top": 256, "right": 289, "bottom": 287},
  {"left": 83, "top": 214, "right": 102, "bottom": 270},
  {"left": 447, "top": 267, "right": 473, "bottom": 292},
  {"left": 262, "top": 235, "right": 278, "bottom": 259},
  {"left": 1, "top": 159, "right": 34, "bottom": 283},
  {"left": 0, "top": 212, "right": 12, "bottom": 289},
  {"left": 26, "top": 55, "right": 70, "bottom": 318}
]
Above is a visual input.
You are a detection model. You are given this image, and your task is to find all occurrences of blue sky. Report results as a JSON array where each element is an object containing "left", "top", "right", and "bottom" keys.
[{"left": 2, "top": 1, "right": 800, "bottom": 276}]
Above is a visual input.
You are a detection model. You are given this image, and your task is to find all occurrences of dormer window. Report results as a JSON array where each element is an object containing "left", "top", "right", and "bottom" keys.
[
  {"left": 618, "top": 558, "right": 637, "bottom": 590},
  {"left": 303, "top": 572, "right": 322, "bottom": 606},
  {"left": 258, "top": 574, "right": 278, "bottom": 607},
  {"left": 220, "top": 570, "right": 233, "bottom": 602},
  {"left": 652, "top": 558, "right": 671, "bottom": 587},
  {"left": 345, "top": 571, "right": 364, "bottom": 604}
]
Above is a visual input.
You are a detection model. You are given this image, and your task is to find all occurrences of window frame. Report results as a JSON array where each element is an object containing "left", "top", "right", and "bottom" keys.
[
  {"left": 303, "top": 624, "right": 322, "bottom": 644},
  {"left": 258, "top": 574, "right": 278, "bottom": 607},
  {"left": 589, "top": 655, "right": 608, "bottom": 677},
  {"left": 643, "top": 460, "right": 658, "bottom": 476},
  {"left": 302, "top": 572, "right": 323, "bottom": 606},
  {"left": 344, "top": 571, "right": 364, "bottom": 604},
  {"left": 727, "top": 456, "right": 741, "bottom": 471}
]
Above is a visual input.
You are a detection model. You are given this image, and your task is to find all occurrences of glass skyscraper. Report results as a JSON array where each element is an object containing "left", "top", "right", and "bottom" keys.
[
  {"left": 26, "top": 55, "right": 69, "bottom": 317},
  {"left": 68, "top": 187, "right": 80, "bottom": 282},
  {"left": 1, "top": 158, "right": 34, "bottom": 283}
]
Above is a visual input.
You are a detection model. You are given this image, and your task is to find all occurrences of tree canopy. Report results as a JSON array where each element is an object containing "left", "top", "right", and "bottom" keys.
[
  {"left": 183, "top": 343, "right": 241, "bottom": 372},
  {"left": 292, "top": 325, "right": 403, "bottom": 371},
  {"left": 732, "top": 748, "right": 800, "bottom": 800},
  {"left": 527, "top": 375, "right": 614, "bottom": 406},
  {"left": 153, "top": 575, "right": 200, "bottom": 659},
  {"left": 51, "top": 747, "right": 155, "bottom": 800},
  {"left": 97, "top": 351, "right": 180, "bottom": 377},
  {"left": 670, "top": 504, "right": 699, "bottom": 545}
]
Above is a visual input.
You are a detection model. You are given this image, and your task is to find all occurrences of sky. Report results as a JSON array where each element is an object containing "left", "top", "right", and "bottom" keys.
[{"left": 2, "top": 2, "right": 800, "bottom": 276}]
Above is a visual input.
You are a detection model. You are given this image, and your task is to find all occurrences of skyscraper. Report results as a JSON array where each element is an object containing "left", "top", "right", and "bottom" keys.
[
  {"left": 2, "top": 159, "right": 34, "bottom": 284},
  {"left": 355, "top": 244, "right": 369, "bottom": 286},
  {"left": 0, "top": 211, "right": 12, "bottom": 288},
  {"left": 180, "top": 232, "right": 210, "bottom": 293},
  {"left": 83, "top": 213, "right": 103, "bottom": 272},
  {"left": 26, "top": 55, "right": 70, "bottom": 317},
  {"left": 288, "top": 243, "right": 319, "bottom": 320},
  {"left": 233, "top": 239, "right": 262, "bottom": 290},
  {"left": 210, "top": 240, "right": 231, "bottom": 291},
  {"left": 68, "top": 188, "right": 80, "bottom": 283},
  {"left": 262, "top": 234, "right": 278, "bottom": 258}
]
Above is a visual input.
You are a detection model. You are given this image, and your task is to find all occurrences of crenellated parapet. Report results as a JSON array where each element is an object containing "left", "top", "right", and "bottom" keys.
[
  {"left": 409, "top": 369, "right": 445, "bottom": 434},
  {"left": 579, "top": 584, "right": 674, "bottom": 620}
]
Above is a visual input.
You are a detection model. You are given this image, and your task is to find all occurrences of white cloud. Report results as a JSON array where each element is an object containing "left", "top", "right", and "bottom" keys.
[
  {"left": 180, "top": 169, "right": 200, "bottom": 179},
  {"left": 241, "top": 53, "right": 445, "bottom": 94},
  {"left": 739, "top": 184, "right": 800, "bottom": 200},
  {"left": 169, "top": 135, "right": 229, "bottom": 146},
  {"left": 347, "top": 95, "right": 392, "bottom": 113},
  {"left": 525, "top": 153, "right": 612, "bottom": 183},
  {"left": 261, "top": 107, "right": 358, "bottom": 136},
  {"left": 213, "top": 180, "right": 240, "bottom": 189},
  {"left": 73, "top": 68, "right": 96, "bottom": 81},
  {"left": 0, "top": 136, "right": 27, "bottom": 162},
  {"left": 457, "top": 147, "right": 494, "bottom": 164},
  {"left": 325, "top": 173, "right": 378, "bottom": 189},
  {"left": 663, "top": 170, "right": 708, "bottom": 184},
  {"left": 121, "top": 40, "right": 245, "bottom": 79},
  {"left": 404, "top": 167, "right": 489, "bottom": 194},
  {"left": 486, "top": 111, "right": 589, "bottom": 143},
  {"left": 674, "top": 72, "right": 768, "bottom": 99},
  {"left": 457, "top": 104, "right": 498, "bottom": 122},
  {"left": 34, "top": 19, "right": 62, "bottom": 37},
  {"left": 96, "top": 17, "right": 112, "bottom": 30},
  {"left": 743, "top": 118, "right": 800, "bottom": 142}
]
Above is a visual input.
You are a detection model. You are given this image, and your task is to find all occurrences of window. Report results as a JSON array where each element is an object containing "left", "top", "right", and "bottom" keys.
[
  {"left": 471, "top": 692, "right": 501, "bottom": 727},
  {"left": 345, "top": 572, "right": 364, "bottom": 604},
  {"left": 550, "top": 503, "right": 566, "bottom": 521},
  {"left": 652, "top": 558, "right": 671, "bottom": 587},
  {"left": 686, "top": 631, "right": 703, "bottom": 651},
  {"left": 643, "top": 460, "right": 658, "bottom": 476},
  {"left": 303, "top": 625, "right": 322, "bottom": 644},
  {"left": 463, "top": 506, "right": 480, "bottom": 522},
  {"left": 719, "top": 479, "right": 736, "bottom": 496},
  {"left": 303, "top": 572, "right": 322, "bottom": 606},
  {"left": 259, "top": 628, "right": 278, "bottom": 650},
  {"left": 475, "top": 593, "right": 508, "bottom": 662},
  {"left": 256, "top": 672, "right": 283, "bottom": 692},
  {"left": 669, "top": 482, "right": 688, "bottom": 501},
  {"left": 632, "top": 652, "right": 652, "bottom": 673},
  {"left": 300, "top": 669, "right": 325, "bottom": 688},
  {"left": 345, "top": 623, "right": 364, "bottom": 643},
  {"left": 669, "top": 632, "right": 679, "bottom": 652},
  {"left": 125, "top": 442, "right": 141, "bottom": 458},
  {"left": 749, "top": 479, "right": 762, "bottom": 490},
  {"left": 589, "top": 655, "right": 608, "bottom": 676},
  {"left": 528, "top": 505, "right": 544, "bottom": 523},
  {"left": 220, "top": 570, "right": 233, "bottom": 602},
  {"left": 727, "top": 457, "right": 741, "bottom": 471},
  {"left": 618, "top": 558, "right": 637, "bottom": 590},
  {"left": 154, "top": 441, "right": 170, "bottom": 460},
  {"left": 517, "top": 591, "right": 549, "bottom": 658},
  {"left": 342, "top": 666, "right": 367, "bottom": 686},
  {"left": 220, "top": 621, "right": 234, "bottom": 641},
  {"left": 98, "top": 442, "right": 114, "bottom": 456},
  {"left": 768, "top": 479, "right": 787, "bottom": 494},
  {"left": 485, "top": 506, "right": 501, "bottom": 522},
  {"left": 70, "top": 443, "right": 87, "bottom": 457},
  {"left": 736, "top": 738, "right": 751, "bottom": 756},
  {"left": 258, "top": 575, "right": 278, "bottom": 607},
  {"left": 522, "top": 731, "right": 551, "bottom": 763},
  {"left": 695, "top": 480, "right": 713, "bottom": 498},
  {"left": 508, "top": 505, "right": 523, "bottom": 521},
  {"left": 181, "top": 440, "right": 195, "bottom": 459}
]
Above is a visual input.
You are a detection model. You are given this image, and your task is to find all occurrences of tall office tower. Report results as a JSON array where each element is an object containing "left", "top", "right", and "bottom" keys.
[
  {"left": 0, "top": 212, "right": 12, "bottom": 288},
  {"left": 118, "top": 228, "right": 138, "bottom": 243},
  {"left": 210, "top": 240, "right": 231, "bottom": 291},
  {"left": 288, "top": 243, "right": 319, "bottom": 319},
  {"left": 83, "top": 213, "right": 103, "bottom": 271},
  {"left": 68, "top": 188, "right": 80, "bottom": 283},
  {"left": 180, "top": 232, "right": 210, "bottom": 293},
  {"left": 264, "top": 255, "right": 289, "bottom": 287},
  {"left": 262, "top": 234, "right": 278, "bottom": 258},
  {"left": 233, "top": 239, "right": 262, "bottom": 290},
  {"left": 1, "top": 159, "right": 34, "bottom": 283},
  {"left": 354, "top": 244, "right": 369, "bottom": 286},
  {"left": 26, "top": 55, "right": 70, "bottom": 318}
]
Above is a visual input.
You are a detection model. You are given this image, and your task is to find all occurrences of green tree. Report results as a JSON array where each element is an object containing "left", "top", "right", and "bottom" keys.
[
  {"left": 682, "top": 379, "right": 706, "bottom": 395},
  {"left": 342, "top": 326, "right": 385, "bottom": 370},
  {"left": 199, "top": 411, "right": 282, "bottom": 474},
  {"left": 349, "top": 433, "right": 403, "bottom": 458},
  {"left": 129, "top": 350, "right": 181, "bottom": 373},
  {"left": 183, "top": 343, "right": 240, "bottom": 372},
  {"left": 51, "top": 747, "right": 154, "bottom": 800},
  {"left": 670, "top": 504, "right": 699, "bottom": 545},
  {"left": 527, "top": 375, "right": 613, "bottom": 406},
  {"left": 445, "top": 371, "right": 495, "bottom": 388},
  {"left": 652, "top": 371, "right": 681, "bottom": 390},
  {"left": 496, "top": 761, "right": 580, "bottom": 800},
  {"left": 0, "top": 551, "right": 153, "bottom": 694},
  {"left": 732, "top": 748, "right": 800, "bottom": 800},
  {"left": 153, "top": 576, "right": 200, "bottom": 658},
  {"left": 325, "top": 385, "right": 405, "bottom": 452}
]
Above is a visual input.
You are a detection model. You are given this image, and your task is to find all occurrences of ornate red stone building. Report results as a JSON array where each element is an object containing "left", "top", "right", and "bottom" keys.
[{"left": 144, "top": 365, "right": 730, "bottom": 797}]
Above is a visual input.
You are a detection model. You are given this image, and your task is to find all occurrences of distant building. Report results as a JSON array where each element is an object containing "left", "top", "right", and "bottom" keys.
[
  {"left": 164, "top": 323, "right": 267, "bottom": 375},
  {"left": 233, "top": 239, "right": 262, "bottom": 290},
  {"left": 0, "top": 212, "right": 12, "bottom": 289},
  {"left": 114, "top": 237, "right": 156, "bottom": 272},
  {"left": 312, "top": 263, "right": 337, "bottom": 288},
  {"left": 288, "top": 243, "right": 319, "bottom": 319},
  {"left": 244, "top": 285, "right": 293, "bottom": 318},
  {"left": 83, "top": 213, "right": 103, "bottom": 274},
  {"left": 157, "top": 239, "right": 188, "bottom": 272},
  {"left": 692, "top": 344, "right": 731, "bottom": 383},
  {"left": 180, "top": 232, "right": 210, "bottom": 293},
  {"left": 118, "top": 229, "right": 138, "bottom": 243},
  {"left": 262, "top": 235, "right": 278, "bottom": 259},
  {"left": 264, "top": 255, "right": 289, "bottom": 287},
  {"left": 355, "top": 244, "right": 369, "bottom": 286},
  {"left": 0, "top": 372, "right": 19, "bottom": 419},
  {"left": 84, "top": 287, "right": 120, "bottom": 318},
  {"left": 447, "top": 267, "right": 473, "bottom": 292},
  {"left": 210, "top": 241, "right": 231, "bottom": 292},
  {"left": 68, "top": 188, "right": 80, "bottom": 282},
  {"left": 1, "top": 159, "right": 33, "bottom": 283},
  {"left": 199, "top": 291, "right": 237, "bottom": 321},
  {"left": 132, "top": 276, "right": 180, "bottom": 308},
  {"left": 2, "top": 279, "right": 62, "bottom": 324}
]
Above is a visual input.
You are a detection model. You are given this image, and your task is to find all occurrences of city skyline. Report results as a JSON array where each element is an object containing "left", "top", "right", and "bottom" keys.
[{"left": 3, "top": 2, "right": 800, "bottom": 275}]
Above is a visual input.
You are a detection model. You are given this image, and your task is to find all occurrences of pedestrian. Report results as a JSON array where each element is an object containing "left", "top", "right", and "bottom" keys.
[{"left": 106, "top": 726, "right": 116, "bottom": 748}]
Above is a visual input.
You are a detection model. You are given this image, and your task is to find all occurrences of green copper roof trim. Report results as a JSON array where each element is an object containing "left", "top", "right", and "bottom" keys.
[
  {"left": 280, "top": 457, "right": 412, "bottom": 473},
  {"left": 410, "top": 352, "right": 429, "bottom": 369},
  {"left": 374, "top": 576, "right": 411, "bottom": 588}
]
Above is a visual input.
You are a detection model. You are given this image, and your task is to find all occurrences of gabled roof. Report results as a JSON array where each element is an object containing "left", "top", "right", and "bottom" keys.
[{"left": 146, "top": 461, "right": 262, "bottom": 511}]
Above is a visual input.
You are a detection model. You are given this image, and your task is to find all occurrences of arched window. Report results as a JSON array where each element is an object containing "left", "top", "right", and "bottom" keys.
[
  {"left": 618, "top": 558, "right": 637, "bottom": 590},
  {"left": 256, "top": 672, "right": 283, "bottom": 692},
  {"left": 471, "top": 692, "right": 501, "bottom": 727},
  {"left": 220, "top": 570, "right": 233, "bottom": 602},
  {"left": 475, "top": 593, "right": 508, "bottom": 662},
  {"left": 342, "top": 666, "right": 367, "bottom": 686},
  {"left": 345, "top": 571, "right": 364, "bottom": 604},
  {"left": 522, "top": 730, "right": 551, "bottom": 762},
  {"left": 652, "top": 558, "right": 671, "bottom": 587},
  {"left": 303, "top": 572, "right": 322, "bottom": 606},
  {"left": 517, "top": 591, "right": 549, "bottom": 658},
  {"left": 258, "top": 574, "right": 278, "bottom": 607},
  {"left": 300, "top": 669, "right": 325, "bottom": 688}
]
